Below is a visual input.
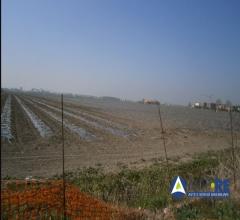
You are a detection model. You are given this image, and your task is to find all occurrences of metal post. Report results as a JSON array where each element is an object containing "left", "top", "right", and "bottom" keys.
[
  {"left": 157, "top": 103, "right": 169, "bottom": 175},
  {"left": 61, "top": 94, "right": 66, "bottom": 219},
  {"left": 229, "top": 108, "right": 236, "bottom": 190}
]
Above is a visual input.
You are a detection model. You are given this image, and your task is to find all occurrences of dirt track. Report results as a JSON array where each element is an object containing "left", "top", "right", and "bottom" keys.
[{"left": 1, "top": 92, "right": 240, "bottom": 178}]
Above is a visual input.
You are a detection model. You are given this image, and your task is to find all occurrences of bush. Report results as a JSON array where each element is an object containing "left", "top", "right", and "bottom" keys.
[
  {"left": 215, "top": 201, "right": 240, "bottom": 220},
  {"left": 174, "top": 204, "right": 200, "bottom": 220}
]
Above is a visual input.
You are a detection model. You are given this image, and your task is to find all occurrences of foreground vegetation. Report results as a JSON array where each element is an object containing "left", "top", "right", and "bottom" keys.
[
  {"left": 59, "top": 148, "right": 240, "bottom": 219},
  {"left": 2, "top": 148, "right": 239, "bottom": 219}
]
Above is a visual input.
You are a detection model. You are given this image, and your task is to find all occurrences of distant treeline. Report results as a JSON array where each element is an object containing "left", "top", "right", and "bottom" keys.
[{"left": 2, "top": 88, "right": 125, "bottom": 102}]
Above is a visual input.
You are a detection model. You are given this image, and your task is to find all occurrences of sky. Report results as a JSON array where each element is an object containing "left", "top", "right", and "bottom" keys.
[{"left": 2, "top": 0, "right": 240, "bottom": 105}]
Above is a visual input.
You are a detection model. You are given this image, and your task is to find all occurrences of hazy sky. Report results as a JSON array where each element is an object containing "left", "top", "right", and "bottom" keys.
[{"left": 2, "top": 0, "right": 240, "bottom": 104}]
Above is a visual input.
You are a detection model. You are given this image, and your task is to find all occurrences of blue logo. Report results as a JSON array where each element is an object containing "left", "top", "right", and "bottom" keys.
[
  {"left": 171, "top": 177, "right": 230, "bottom": 199},
  {"left": 170, "top": 176, "right": 187, "bottom": 199},
  {"left": 211, "top": 178, "right": 230, "bottom": 193},
  {"left": 170, "top": 177, "right": 230, "bottom": 199}
]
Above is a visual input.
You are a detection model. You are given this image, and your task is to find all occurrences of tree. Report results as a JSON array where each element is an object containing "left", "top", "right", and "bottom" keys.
[
  {"left": 225, "top": 100, "right": 232, "bottom": 107},
  {"left": 216, "top": 99, "right": 222, "bottom": 105}
]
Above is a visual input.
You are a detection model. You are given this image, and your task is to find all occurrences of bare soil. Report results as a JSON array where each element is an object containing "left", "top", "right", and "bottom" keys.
[{"left": 1, "top": 93, "right": 240, "bottom": 178}]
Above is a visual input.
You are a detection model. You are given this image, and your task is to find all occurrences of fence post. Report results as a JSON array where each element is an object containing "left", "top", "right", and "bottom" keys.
[
  {"left": 61, "top": 94, "right": 66, "bottom": 219},
  {"left": 157, "top": 103, "right": 169, "bottom": 178},
  {"left": 229, "top": 108, "right": 236, "bottom": 190}
]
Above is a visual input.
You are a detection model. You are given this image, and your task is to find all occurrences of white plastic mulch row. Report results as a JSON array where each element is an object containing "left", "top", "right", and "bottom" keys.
[
  {"left": 1, "top": 95, "right": 13, "bottom": 141},
  {"left": 24, "top": 98, "right": 96, "bottom": 140},
  {"left": 31, "top": 99, "right": 128, "bottom": 137},
  {"left": 15, "top": 96, "right": 53, "bottom": 138},
  {"left": 65, "top": 102, "right": 126, "bottom": 129}
]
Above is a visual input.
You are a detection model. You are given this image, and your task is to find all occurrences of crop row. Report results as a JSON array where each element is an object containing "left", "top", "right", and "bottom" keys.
[
  {"left": 24, "top": 98, "right": 96, "bottom": 140},
  {"left": 15, "top": 96, "right": 53, "bottom": 138},
  {"left": 1, "top": 95, "right": 13, "bottom": 141},
  {"left": 30, "top": 98, "right": 129, "bottom": 137}
]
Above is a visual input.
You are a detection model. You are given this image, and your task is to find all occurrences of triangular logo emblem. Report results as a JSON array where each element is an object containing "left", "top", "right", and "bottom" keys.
[
  {"left": 176, "top": 182, "right": 181, "bottom": 189},
  {"left": 171, "top": 176, "right": 186, "bottom": 194}
]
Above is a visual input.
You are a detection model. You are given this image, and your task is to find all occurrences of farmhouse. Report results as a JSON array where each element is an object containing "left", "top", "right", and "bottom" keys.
[
  {"left": 216, "top": 104, "right": 231, "bottom": 112},
  {"left": 193, "top": 102, "right": 201, "bottom": 108},
  {"left": 142, "top": 99, "right": 160, "bottom": 105}
]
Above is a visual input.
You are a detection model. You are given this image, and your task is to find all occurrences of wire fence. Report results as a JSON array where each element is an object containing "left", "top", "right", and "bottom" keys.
[{"left": 1, "top": 93, "right": 240, "bottom": 219}]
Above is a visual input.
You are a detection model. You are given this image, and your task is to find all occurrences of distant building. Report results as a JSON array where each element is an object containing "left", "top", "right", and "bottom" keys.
[
  {"left": 216, "top": 104, "right": 231, "bottom": 112},
  {"left": 210, "top": 103, "right": 216, "bottom": 111},
  {"left": 191, "top": 101, "right": 239, "bottom": 113},
  {"left": 142, "top": 99, "right": 160, "bottom": 105},
  {"left": 193, "top": 102, "right": 201, "bottom": 108}
]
